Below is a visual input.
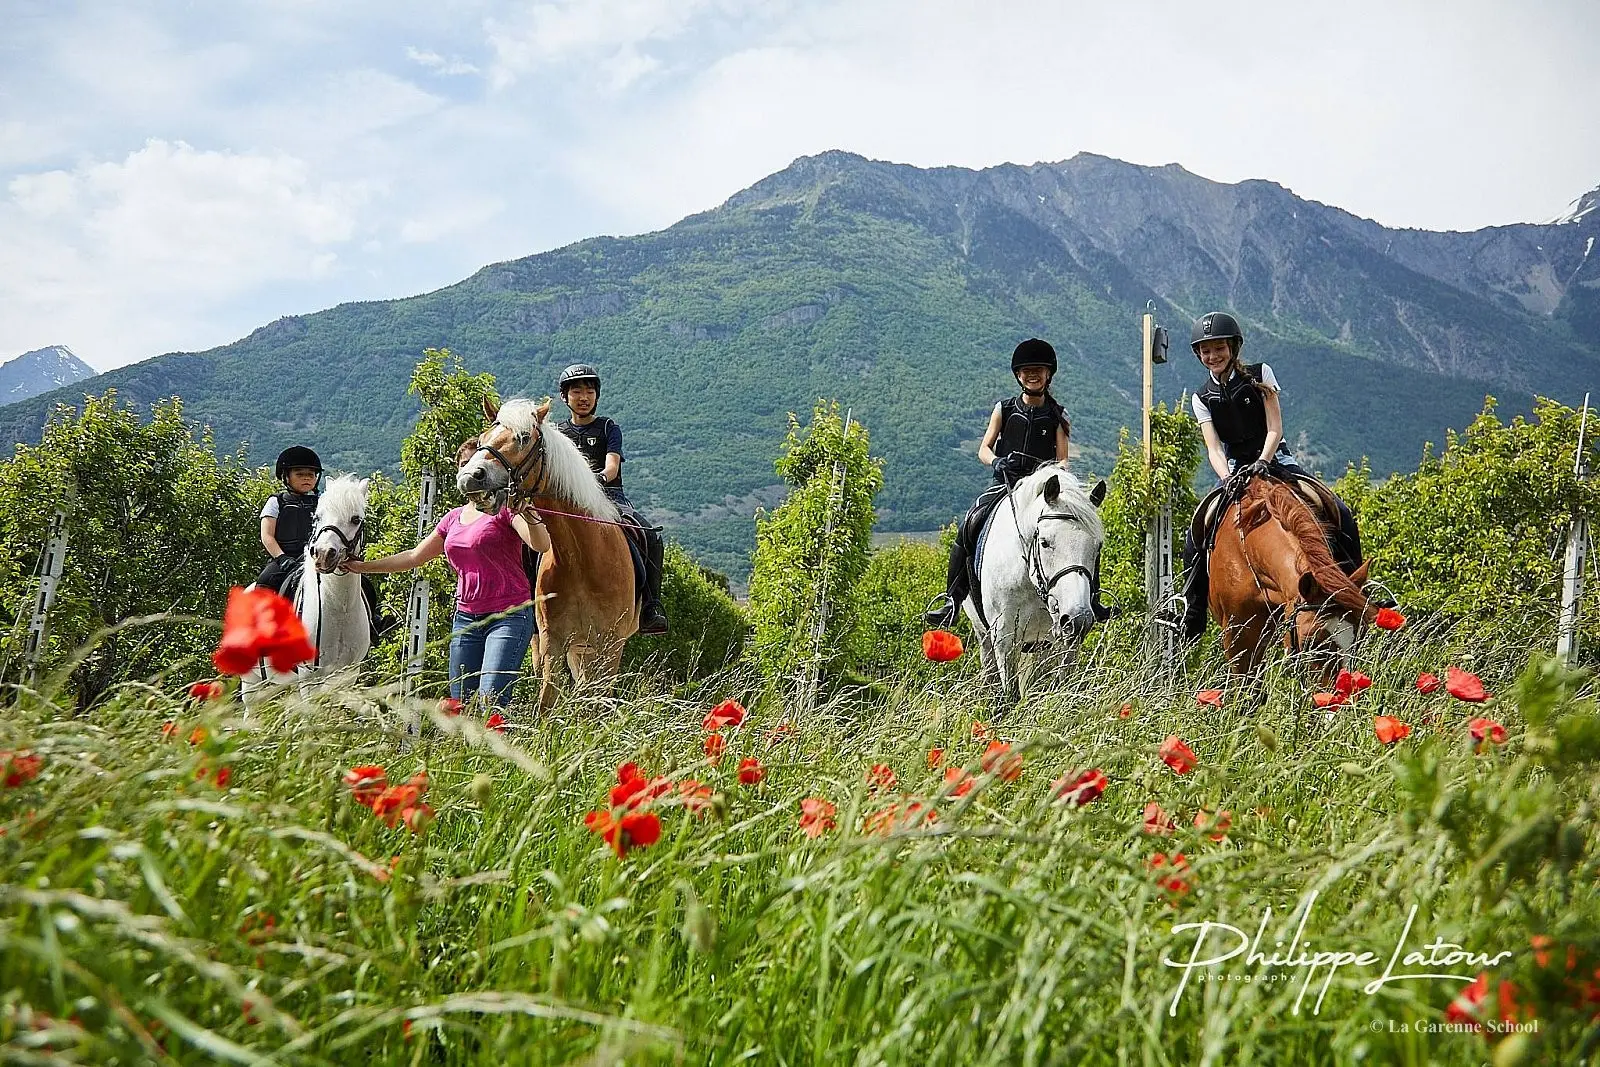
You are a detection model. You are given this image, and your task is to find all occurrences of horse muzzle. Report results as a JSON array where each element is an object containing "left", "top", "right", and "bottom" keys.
[{"left": 1052, "top": 605, "right": 1095, "bottom": 644}]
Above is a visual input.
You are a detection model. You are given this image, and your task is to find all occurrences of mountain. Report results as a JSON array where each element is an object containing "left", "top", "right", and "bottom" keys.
[
  {"left": 1, "top": 152, "right": 1596, "bottom": 578},
  {"left": 0, "top": 346, "right": 96, "bottom": 405}
]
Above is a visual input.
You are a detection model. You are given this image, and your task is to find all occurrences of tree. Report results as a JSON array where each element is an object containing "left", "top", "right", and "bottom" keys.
[
  {"left": 0, "top": 393, "right": 271, "bottom": 703},
  {"left": 1097, "top": 404, "right": 1204, "bottom": 614},
  {"left": 746, "top": 401, "right": 884, "bottom": 684}
]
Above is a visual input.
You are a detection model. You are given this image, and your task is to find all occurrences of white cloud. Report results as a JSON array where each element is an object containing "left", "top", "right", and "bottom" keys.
[
  {"left": 405, "top": 46, "right": 481, "bottom": 76},
  {"left": 0, "top": 140, "right": 370, "bottom": 365}
]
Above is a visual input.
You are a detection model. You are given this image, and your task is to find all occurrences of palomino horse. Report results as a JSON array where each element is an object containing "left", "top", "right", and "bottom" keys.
[
  {"left": 458, "top": 397, "right": 638, "bottom": 712},
  {"left": 1207, "top": 476, "right": 1377, "bottom": 680},
  {"left": 963, "top": 464, "right": 1107, "bottom": 702},
  {"left": 243, "top": 474, "right": 372, "bottom": 701}
]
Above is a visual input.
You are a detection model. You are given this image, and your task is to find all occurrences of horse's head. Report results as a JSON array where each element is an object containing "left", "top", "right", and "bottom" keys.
[
  {"left": 311, "top": 474, "right": 369, "bottom": 574},
  {"left": 1241, "top": 483, "right": 1378, "bottom": 677},
  {"left": 1019, "top": 466, "right": 1108, "bottom": 643},
  {"left": 458, "top": 396, "right": 552, "bottom": 511}
]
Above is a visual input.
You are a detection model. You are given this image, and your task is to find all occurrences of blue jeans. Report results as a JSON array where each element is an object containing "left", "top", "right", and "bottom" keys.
[{"left": 448, "top": 605, "right": 534, "bottom": 708}]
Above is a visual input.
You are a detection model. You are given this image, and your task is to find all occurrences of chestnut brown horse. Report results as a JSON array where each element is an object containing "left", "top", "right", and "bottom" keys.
[
  {"left": 459, "top": 396, "right": 639, "bottom": 712},
  {"left": 1208, "top": 477, "right": 1378, "bottom": 680}
]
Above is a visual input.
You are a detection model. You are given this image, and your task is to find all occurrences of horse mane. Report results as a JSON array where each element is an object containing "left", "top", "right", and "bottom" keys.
[
  {"left": 1248, "top": 480, "right": 1366, "bottom": 613},
  {"left": 316, "top": 474, "right": 367, "bottom": 518},
  {"left": 496, "top": 398, "right": 621, "bottom": 521},
  {"left": 1015, "top": 464, "right": 1105, "bottom": 539}
]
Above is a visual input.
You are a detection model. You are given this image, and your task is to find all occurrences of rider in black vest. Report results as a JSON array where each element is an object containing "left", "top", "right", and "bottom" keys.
[
  {"left": 257, "top": 446, "right": 389, "bottom": 647},
  {"left": 924, "top": 339, "right": 1107, "bottom": 629},
  {"left": 1174, "top": 311, "right": 1365, "bottom": 642},
  {"left": 556, "top": 363, "right": 669, "bottom": 636}
]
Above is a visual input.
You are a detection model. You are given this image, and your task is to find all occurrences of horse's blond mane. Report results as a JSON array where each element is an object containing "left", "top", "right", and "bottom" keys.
[
  {"left": 1249, "top": 480, "right": 1366, "bottom": 613},
  {"left": 496, "top": 398, "right": 620, "bottom": 521}
]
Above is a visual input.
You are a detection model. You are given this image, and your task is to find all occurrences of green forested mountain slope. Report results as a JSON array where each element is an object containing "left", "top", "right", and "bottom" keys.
[{"left": 3, "top": 151, "right": 1595, "bottom": 578}]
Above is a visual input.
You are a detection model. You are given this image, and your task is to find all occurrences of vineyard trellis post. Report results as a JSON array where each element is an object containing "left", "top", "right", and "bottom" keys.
[
  {"left": 402, "top": 471, "right": 437, "bottom": 694},
  {"left": 23, "top": 507, "right": 69, "bottom": 683},
  {"left": 1140, "top": 304, "right": 1177, "bottom": 667},
  {"left": 1557, "top": 393, "right": 1591, "bottom": 665}
]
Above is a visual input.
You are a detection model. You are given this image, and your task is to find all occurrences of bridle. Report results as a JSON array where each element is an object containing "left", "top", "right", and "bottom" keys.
[
  {"left": 312, "top": 516, "right": 365, "bottom": 572},
  {"left": 1026, "top": 509, "right": 1098, "bottom": 608},
  {"left": 474, "top": 424, "right": 549, "bottom": 508}
]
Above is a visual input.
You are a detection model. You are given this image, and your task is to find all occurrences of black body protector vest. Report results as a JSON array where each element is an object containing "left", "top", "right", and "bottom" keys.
[
  {"left": 995, "top": 396, "right": 1069, "bottom": 476},
  {"left": 1198, "top": 363, "right": 1283, "bottom": 466},
  {"left": 558, "top": 417, "right": 622, "bottom": 490},
  {"left": 273, "top": 491, "right": 318, "bottom": 558}
]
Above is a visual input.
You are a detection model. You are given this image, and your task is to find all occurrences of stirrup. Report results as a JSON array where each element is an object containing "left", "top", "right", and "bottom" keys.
[
  {"left": 1152, "top": 594, "right": 1187, "bottom": 631},
  {"left": 1362, "top": 578, "right": 1399, "bottom": 610},
  {"left": 923, "top": 592, "right": 958, "bottom": 629}
]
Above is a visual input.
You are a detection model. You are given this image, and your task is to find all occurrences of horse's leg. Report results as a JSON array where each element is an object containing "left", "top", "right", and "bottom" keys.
[{"left": 537, "top": 629, "right": 565, "bottom": 714}]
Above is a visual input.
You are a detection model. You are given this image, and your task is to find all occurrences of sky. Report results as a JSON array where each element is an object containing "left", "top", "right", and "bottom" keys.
[{"left": 2, "top": 0, "right": 1597, "bottom": 372}]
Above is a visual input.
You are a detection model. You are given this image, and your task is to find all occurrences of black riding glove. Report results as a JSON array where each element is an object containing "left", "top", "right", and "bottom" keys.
[{"left": 1240, "top": 459, "right": 1271, "bottom": 480}]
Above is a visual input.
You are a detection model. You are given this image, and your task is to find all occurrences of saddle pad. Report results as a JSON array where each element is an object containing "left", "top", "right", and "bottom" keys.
[{"left": 967, "top": 506, "right": 1002, "bottom": 629}]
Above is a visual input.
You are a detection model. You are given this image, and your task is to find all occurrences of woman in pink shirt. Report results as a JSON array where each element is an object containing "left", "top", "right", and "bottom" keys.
[{"left": 351, "top": 439, "right": 551, "bottom": 708}]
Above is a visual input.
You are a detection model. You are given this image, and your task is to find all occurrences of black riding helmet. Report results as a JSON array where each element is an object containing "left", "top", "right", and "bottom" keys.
[
  {"left": 559, "top": 363, "right": 601, "bottom": 403},
  {"left": 1011, "top": 338, "right": 1058, "bottom": 375},
  {"left": 274, "top": 445, "right": 323, "bottom": 481},
  {"left": 1190, "top": 311, "right": 1244, "bottom": 357}
]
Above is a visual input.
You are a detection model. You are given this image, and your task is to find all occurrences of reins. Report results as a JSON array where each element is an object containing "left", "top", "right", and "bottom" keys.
[{"left": 1230, "top": 484, "right": 1330, "bottom": 655}]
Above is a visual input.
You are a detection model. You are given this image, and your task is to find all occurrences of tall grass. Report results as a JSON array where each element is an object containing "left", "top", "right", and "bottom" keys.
[{"left": 1, "top": 617, "right": 1595, "bottom": 1065}]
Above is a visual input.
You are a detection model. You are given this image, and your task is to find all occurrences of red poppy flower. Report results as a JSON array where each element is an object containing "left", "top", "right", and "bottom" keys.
[
  {"left": 1196, "top": 689, "right": 1223, "bottom": 708},
  {"left": 617, "top": 762, "right": 644, "bottom": 785},
  {"left": 160, "top": 721, "right": 179, "bottom": 741},
  {"left": 1531, "top": 934, "right": 1553, "bottom": 969},
  {"left": 1, "top": 751, "right": 43, "bottom": 788},
  {"left": 1445, "top": 666, "right": 1490, "bottom": 703},
  {"left": 737, "top": 757, "right": 766, "bottom": 785},
  {"left": 971, "top": 721, "right": 988, "bottom": 740},
  {"left": 677, "top": 779, "right": 714, "bottom": 816},
  {"left": 767, "top": 722, "right": 796, "bottom": 747},
  {"left": 943, "top": 766, "right": 975, "bottom": 797},
  {"left": 1159, "top": 736, "right": 1198, "bottom": 775},
  {"left": 188, "top": 680, "right": 225, "bottom": 701},
  {"left": 1468, "top": 717, "right": 1507, "bottom": 748},
  {"left": 703, "top": 733, "right": 726, "bottom": 764},
  {"left": 798, "top": 797, "right": 837, "bottom": 838},
  {"left": 1147, "top": 852, "right": 1191, "bottom": 894},
  {"left": 585, "top": 808, "right": 662, "bottom": 857},
  {"left": 1372, "top": 607, "right": 1406, "bottom": 631},
  {"left": 1052, "top": 768, "right": 1107, "bottom": 807},
  {"left": 402, "top": 1020, "right": 413, "bottom": 1041},
  {"left": 1143, "top": 801, "right": 1175, "bottom": 835},
  {"left": 866, "top": 763, "right": 897, "bottom": 793},
  {"left": 343, "top": 765, "right": 388, "bottom": 808},
  {"left": 1416, "top": 672, "right": 1441, "bottom": 694},
  {"left": 1312, "top": 691, "right": 1347, "bottom": 709},
  {"left": 400, "top": 803, "right": 435, "bottom": 834},
  {"left": 239, "top": 912, "right": 277, "bottom": 946},
  {"left": 188, "top": 727, "right": 207, "bottom": 746},
  {"left": 484, "top": 713, "right": 507, "bottom": 732},
  {"left": 980, "top": 740, "right": 1023, "bottom": 781},
  {"left": 212, "top": 586, "right": 317, "bottom": 675},
  {"left": 864, "top": 798, "right": 938, "bottom": 835},
  {"left": 1118, "top": 702, "right": 1133, "bottom": 719},
  {"left": 703, "top": 699, "right": 747, "bottom": 730},
  {"left": 923, "top": 630, "right": 963, "bottom": 662},
  {"left": 611, "top": 775, "right": 651, "bottom": 809},
  {"left": 213, "top": 766, "right": 233, "bottom": 789},
  {"left": 926, "top": 747, "right": 944, "bottom": 768},
  {"left": 1194, "top": 808, "right": 1232, "bottom": 842},
  {"left": 1445, "top": 972, "right": 1489, "bottom": 1027},
  {"left": 437, "top": 697, "right": 462, "bottom": 716},
  {"left": 372, "top": 772, "right": 429, "bottom": 827},
  {"left": 1373, "top": 716, "right": 1411, "bottom": 745},
  {"left": 1335, "top": 670, "right": 1372, "bottom": 696}
]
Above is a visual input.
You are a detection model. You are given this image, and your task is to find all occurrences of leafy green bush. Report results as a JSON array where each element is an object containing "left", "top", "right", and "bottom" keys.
[
  {"left": 843, "top": 538, "right": 952, "bottom": 680},
  {"left": 623, "top": 543, "right": 749, "bottom": 680}
]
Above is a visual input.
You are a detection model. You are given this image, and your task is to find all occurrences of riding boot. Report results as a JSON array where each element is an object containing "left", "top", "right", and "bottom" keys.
[
  {"left": 1174, "top": 529, "right": 1210, "bottom": 642},
  {"left": 924, "top": 539, "right": 970, "bottom": 629},
  {"left": 1332, "top": 499, "right": 1364, "bottom": 574},
  {"left": 639, "top": 532, "right": 669, "bottom": 636}
]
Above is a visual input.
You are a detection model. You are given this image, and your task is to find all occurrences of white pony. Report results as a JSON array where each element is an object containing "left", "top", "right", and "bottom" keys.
[
  {"left": 963, "top": 464, "right": 1107, "bottom": 701},
  {"left": 242, "top": 474, "right": 372, "bottom": 701}
]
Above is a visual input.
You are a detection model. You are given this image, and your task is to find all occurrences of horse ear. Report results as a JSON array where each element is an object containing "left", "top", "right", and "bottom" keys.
[
  {"left": 482, "top": 395, "right": 500, "bottom": 423},
  {"left": 1298, "top": 571, "right": 1322, "bottom": 602},
  {"left": 1089, "top": 479, "right": 1108, "bottom": 507},
  {"left": 1043, "top": 475, "right": 1061, "bottom": 506},
  {"left": 535, "top": 398, "right": 551, "bottom": 423},
  {"left": 1349, "top": 561, "right": 1370, "bottom": 587},
  {"left": 358, "top": 477, "right": 370, "bottom": 494}
]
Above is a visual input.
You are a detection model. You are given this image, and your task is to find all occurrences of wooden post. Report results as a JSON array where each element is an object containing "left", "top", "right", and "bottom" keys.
[
  {"left": 1558, "top": 394, "right": 1591, "bottom": 664},
  {"left": 23, "top": 508, "right": 69, "bottom": 683},
  {"left": 402, "top": 472, "right": 437, "bottom": 695},
  {"left": 1142, "top": 312, "right": 1155, "bottom": 470}
]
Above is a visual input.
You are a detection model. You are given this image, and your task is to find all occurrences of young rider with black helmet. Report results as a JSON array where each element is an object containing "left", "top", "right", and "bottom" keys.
[
  {"left": 258, "top": 446, "right": 388, "bottom": 646},
  {"left": 924, "top": 338, "right": 1085, "bottom": 630},
  {"left": 555, "top": 364, "right": 669, "bottom": 636},
  {"left": 1175, "top": 311, "right": 1364, "bottom": 641}
]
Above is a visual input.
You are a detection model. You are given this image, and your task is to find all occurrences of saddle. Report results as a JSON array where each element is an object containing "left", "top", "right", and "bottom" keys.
[
  {"left": 959, "top": 483, "right": 1010, "bottom": 630},
  {"left": 1190, "top": 467, "right": 1343, "bottom": 560}
]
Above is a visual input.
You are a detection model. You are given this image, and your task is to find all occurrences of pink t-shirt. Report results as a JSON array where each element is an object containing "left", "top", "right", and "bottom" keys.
[{"left": 435, "top": 506, "right": 532, "bottom": 614}]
